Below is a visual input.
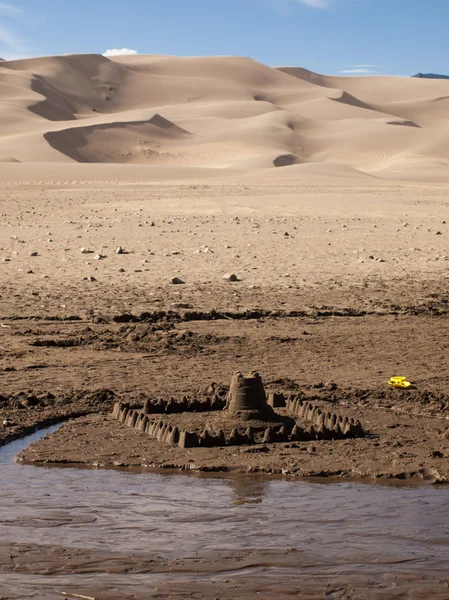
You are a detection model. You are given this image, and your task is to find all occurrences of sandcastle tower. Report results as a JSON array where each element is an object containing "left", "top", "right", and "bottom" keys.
[{"left": 225, "top": 371, "right": 275, "bottom": 420}]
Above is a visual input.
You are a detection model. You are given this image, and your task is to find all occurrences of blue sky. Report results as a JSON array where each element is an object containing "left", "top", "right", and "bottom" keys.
[{"left": 0, "top": 0, "right": 447, "bottom": 76}]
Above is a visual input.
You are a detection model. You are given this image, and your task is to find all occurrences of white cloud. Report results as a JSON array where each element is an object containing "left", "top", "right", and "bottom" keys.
[
  {"left": 0, "top": 3, "right": 30, "bottom": 60},
  {"left": 347, "top": 64, "right": 380, "bottom": 68},
  {"left": 340, "top": 68, "right": 377, "bottom": 74},
  {"left": 103, "top": 48, "right": 138, "bottom": 57},
  {"left": 0, "top": 23, "right": 29, "bottom": 60},
  {"left": 266, "top": 0, "right": 333, "bottom": 14},
  {"left": 296, "top": 0, "right": 329, "bottom": 7},
  {"left": 339, "top": 63, "right": 380, "bottom": 75},
  {"left": 0, "top": 3, "right": 23, "bottom": 18}
]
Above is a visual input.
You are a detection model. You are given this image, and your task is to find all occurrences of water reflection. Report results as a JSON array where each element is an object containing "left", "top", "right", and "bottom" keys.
[{"left": 228, "top": 475, "right": 267, "bottom": 506}]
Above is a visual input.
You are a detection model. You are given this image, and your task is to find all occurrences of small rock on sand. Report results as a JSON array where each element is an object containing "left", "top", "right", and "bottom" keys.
[
  {"left": 171, "top": 302, "right": 192, "bottom": 309},
  {"left": 223, "top": 273, "right": 238, "bottom": 282},
  {"left": 171, "top": 277, "right": 185, "bottom": 285}
]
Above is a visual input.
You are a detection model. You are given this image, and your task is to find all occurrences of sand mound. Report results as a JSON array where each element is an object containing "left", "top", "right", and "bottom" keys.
[
  {"left": 1, "top": 53, "right": 449, "bottom": 180},
  {"left": 44, "top": 114, "right": 191, "bottom": 163}
]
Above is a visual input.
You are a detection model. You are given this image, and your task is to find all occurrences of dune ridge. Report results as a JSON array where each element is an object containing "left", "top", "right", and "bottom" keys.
[{"left": 1, "top": 53, "right": 449, "bottom": 181}]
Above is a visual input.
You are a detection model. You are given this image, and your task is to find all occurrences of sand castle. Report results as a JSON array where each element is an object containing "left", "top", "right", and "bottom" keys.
[
  {"left": 225, "top": 371, "right": 276, "bottom": 418},
  {"left": 111, "top": 371, "right": 365, "bottom": 448}
]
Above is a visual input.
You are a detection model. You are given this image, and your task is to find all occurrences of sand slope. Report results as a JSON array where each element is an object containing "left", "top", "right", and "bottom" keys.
[{"left": 1, "top": 53, "right": 449, "bottom": 181}]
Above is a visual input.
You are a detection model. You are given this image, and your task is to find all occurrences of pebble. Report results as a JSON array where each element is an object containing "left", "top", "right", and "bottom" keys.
[
  {"left": 171, "top": 302, "right": 192, "bottom": 309},
  {"left": 116, "top": 246, "right": 125, "bottom": 254},
  {"left": 87, "top": 276, "right": 97, "bottom": 282},
  {"left": 80, "top": 248, "right": 92, "bottom": 254},
  {"left": 30, "top": 251, "right": 38, "bottom": 257},
  {"left": 117, "top": 268, "right": 125, "bottom": 273},
  {"left": 223, "top": 273, "right": 238, "bottom": 281},
  {"left": 171, "top": 277, "right": 185, "bottom": 285}
]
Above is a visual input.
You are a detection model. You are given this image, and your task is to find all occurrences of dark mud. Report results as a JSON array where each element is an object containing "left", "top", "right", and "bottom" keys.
[
  {"left": 19, "top": 405, "right": 449, "bottom": 482},
  {"left": 3, "top": 314, "right": 449, "bottom": 480},
  {"left": 0, "top": 389, "right": 114, "bottom": 448}
]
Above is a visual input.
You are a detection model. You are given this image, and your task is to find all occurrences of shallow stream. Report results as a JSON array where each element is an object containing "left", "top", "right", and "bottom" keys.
[{"left": 1, "top": 427, "right": 449, "bottom": 599}]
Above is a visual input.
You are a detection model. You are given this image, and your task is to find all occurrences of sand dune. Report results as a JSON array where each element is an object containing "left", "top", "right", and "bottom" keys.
[{"left": 1, "top": 53, "right": 449, "bottom": 181}]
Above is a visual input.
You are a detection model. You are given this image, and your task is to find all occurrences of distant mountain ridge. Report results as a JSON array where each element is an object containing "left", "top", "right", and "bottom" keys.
[{"left": 412, "top": 72, "right": 449, "bottom": 80}]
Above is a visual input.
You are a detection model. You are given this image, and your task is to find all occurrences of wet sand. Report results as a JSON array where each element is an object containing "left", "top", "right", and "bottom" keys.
[
  {"left": 17, "top": 406, "right": 449, "bottom": 481},
  {"left": 3, "top": 310, "right": 449, "bottom": 481}
]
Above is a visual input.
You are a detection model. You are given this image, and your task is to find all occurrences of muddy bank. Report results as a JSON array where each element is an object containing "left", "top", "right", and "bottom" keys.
[
  {"left": 0, "top": 389, "right": 115, "bottom": 448},
  {"left": 19, "top": 395, "right": 449, "bottom": 482}
]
